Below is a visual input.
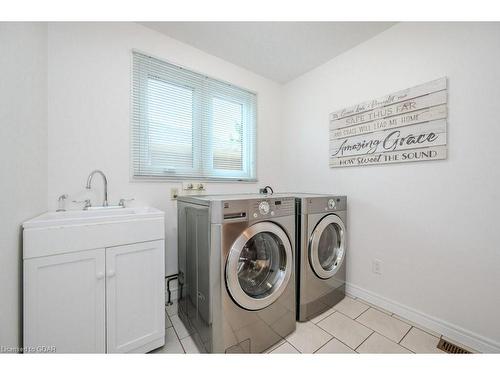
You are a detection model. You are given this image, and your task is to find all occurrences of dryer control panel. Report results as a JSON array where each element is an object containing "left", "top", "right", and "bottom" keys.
[{"left": 305, "top": 196, "right": 347, "bottom": 214}]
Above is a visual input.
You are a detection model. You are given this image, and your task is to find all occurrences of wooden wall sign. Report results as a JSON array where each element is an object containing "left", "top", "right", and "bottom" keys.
[{"left": 329, "top": 77, "right": 448, "bottom": 168}]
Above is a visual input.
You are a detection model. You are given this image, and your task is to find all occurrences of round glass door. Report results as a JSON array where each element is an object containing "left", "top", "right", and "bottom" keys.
[
  {"left": 309, "top": 214, "right": 346, "bottom": 279},
  {"left": 226, "top": 222, "right": 292, "bottom": 310}
]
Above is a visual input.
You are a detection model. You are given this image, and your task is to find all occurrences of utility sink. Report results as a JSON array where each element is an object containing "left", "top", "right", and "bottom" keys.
[
  {"left": 23, "top": 207, "right": 163, "bottom": 229},
  {"left": 23, "top": 207, "right": 165, "bottom": 259}
]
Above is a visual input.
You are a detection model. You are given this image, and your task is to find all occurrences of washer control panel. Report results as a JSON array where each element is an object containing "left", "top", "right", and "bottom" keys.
[
  {"left": 251, "top": 197, "right": 294, "bottom": 219},
  {"left": 221, "top": 196, "right": 295, "bottom": 222}
]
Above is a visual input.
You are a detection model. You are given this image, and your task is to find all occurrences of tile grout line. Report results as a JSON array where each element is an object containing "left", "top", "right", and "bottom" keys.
[
  {"left": 317, "top": 302, "right": 448, "bottom": 354},
  {"left": 286, "top": 321, "right": 332, "bottom": 353},
  {"left": 311, "top": 308, "right": 337, "bottom": 325},
  {"left": 168, "top": 299, "right": 450, "bottom": 354},
  {"left": 347, "top": 297, "right": 441, "bottom": 338},
  {"left": 170, "top": 313, "right": 187, "bottom": 353},
  {"left": 337, "top": 309, "right": 410, "bottom": 347},
  {"left": 267, "top": 340, "right": 286, "bottom": 353},
  {"left": 397, "top": 326, "right": 416, "bottom": 353},
  {"left": 353, "top": 308, "right": 415, "bottom": 353},
  {"left": 337, "top": 296, "right": 372, "bottom": 317},
  {"left": 352, "top": 306, "right": 370, "bottom": 320},
  {"left": 313, "top": 312, "right": 367, "bottom": 352},
  {"left": 398, "top": 326, "right": 413, "bottom": 344},
  {"left": 399, "top": 340, "right": 416, "bottom": 354},
  {"left": 312, "top": 317, "right": 338, "bottom": 339},
  {"left": 356, "top": 299, "right": 393, "bottom": 316},
  {"left": 284, "top": 338, "right": 304, "bottom": 354},
  {"left": 175, "top": 315, "right": 198, "bottom": 354},
  {"left": 280, "top": 301, "right": 443, "bottom": 354},
  {"left": 312, "top": 337, "right": 335, "bottom": 354},
  {"left": 355, "top": 331, "right": 375, "bottom": 352},
  {"left": 390, "top": 313, "right": 443, "bottom": 339},
  {"left": 178, "top": 337, "right": 187, "bottom": 353}
]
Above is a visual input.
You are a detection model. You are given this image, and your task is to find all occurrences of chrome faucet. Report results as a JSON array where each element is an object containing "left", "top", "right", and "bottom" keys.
[{"left": 86, "top": 170, "right": 108, "bottom": 207}]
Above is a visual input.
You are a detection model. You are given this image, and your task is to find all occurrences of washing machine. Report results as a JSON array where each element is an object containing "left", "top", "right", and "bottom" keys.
[
  {"left": 294, "top": 194, "right": 347, "bottom": 322},
  {"left": 177, "top": 194, "right": 296, "bottom": 353}
]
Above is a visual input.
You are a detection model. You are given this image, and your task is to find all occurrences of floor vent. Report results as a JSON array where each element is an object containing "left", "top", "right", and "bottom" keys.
[{"left": 437, "top": 338, "right": 471, "bottom": 354}]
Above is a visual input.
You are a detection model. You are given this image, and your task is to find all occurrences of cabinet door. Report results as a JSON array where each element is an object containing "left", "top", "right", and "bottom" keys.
[
  {"left": 24, "top": 249, "right": 106, "bottom": 353},
  {"left": 106, "top": 240, "right": 165, "bottom": 353}
]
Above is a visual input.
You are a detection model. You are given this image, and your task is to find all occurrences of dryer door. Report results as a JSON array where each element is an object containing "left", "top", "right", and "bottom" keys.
[
  {"left": 309, "top": 214, "right": 346, "bottom": 279},
  {"left": 225, "top": 222, "right": 293, "bottom": 311}
]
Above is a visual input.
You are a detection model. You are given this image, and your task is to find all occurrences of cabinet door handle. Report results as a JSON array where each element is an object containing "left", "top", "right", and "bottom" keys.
[
  {"left": 96, "top": 272, "right": 105, "bottom": 280},
  {"left": 107, "top": 270, "right": 116, "bottom": 278}
]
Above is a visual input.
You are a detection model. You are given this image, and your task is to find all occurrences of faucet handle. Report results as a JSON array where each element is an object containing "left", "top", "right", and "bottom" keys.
[
  {"left": 73, "top": 199, "right": 92, "bottom": 210},
  {"left": 56, "top": 194, "right": 68, "bottom": 212},
  {"left": 119, "top": 198, "right": 135, "bottom": 208}
]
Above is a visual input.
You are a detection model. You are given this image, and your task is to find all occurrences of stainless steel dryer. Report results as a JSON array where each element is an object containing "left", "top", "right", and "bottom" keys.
[
  {"left": 294, "top": 194, "right": 347, "bottom": 322},
  {"left": 177, "top": 194, "right": 296, "bottom": 353}
]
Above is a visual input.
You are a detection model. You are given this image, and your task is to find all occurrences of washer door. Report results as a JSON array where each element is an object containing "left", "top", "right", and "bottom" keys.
[
  {"left": 226, "top": 222, "right": 293, "bottom": 311},
  {"left": 309, "top": 214, "right": 346, "bottom": 279}
]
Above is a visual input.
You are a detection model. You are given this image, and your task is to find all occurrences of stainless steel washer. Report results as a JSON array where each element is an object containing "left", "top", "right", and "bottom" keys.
[
  {"left": 294, "top": 194, "right": 347, "bottom": 322},
  {"left": 177, "top": 194, "right": 296, "bottom": 353}
]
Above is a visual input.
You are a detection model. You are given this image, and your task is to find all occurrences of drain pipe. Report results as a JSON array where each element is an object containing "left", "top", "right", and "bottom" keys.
[{"left": 165, "top": 273, "right": 178, "bottom": 306}]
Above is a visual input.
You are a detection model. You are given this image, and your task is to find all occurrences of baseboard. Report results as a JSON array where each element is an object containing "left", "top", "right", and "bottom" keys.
[{"left": 346, "top": 282, "right": 500, "bottom": 353}]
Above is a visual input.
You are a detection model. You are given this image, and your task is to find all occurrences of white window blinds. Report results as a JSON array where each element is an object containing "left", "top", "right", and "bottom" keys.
[{"left": 131, "top": 51, "right": 257, "bottom": 181}]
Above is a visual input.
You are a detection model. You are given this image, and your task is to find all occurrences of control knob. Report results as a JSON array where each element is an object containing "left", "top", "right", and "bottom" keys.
[
  {"left": 328, "top": 199, "right": 336, "bottom": 209},
  {"left": 259, "top": 201, "right": 270, "bottom": 215}
]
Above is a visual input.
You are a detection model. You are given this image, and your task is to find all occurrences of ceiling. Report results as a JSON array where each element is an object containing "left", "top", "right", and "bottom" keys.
[{"left": 140, "top": 22, "right": 395, "bottom": 83}]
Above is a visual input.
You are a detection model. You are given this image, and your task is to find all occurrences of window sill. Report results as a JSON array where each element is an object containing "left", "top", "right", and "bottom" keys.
[{"left": 130, "top": 176, "right": 258, "bottom": 184}]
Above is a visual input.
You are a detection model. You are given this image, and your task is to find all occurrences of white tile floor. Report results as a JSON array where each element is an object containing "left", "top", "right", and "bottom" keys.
[{"left": 151, "top": 296, "right": 476, "bottom": 354}]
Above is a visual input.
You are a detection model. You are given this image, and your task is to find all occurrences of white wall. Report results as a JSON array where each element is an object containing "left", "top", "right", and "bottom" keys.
[
  {"left": 47, "top": 22, "right": 284, "bottom": 276},
  {"left": 0, "top": 23, "right": 48, "bottom": 347},
  {"left": 282, "top": 22, "right": 500, "bottom": 351}
]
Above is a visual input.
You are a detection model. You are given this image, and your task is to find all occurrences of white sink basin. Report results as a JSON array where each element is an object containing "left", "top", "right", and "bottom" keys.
[
  {"left": 23, "top": 207, "right": 164, "bottom": 229},
  {"left": 23, "top": 207, "right": 165, "bottom": 259}
]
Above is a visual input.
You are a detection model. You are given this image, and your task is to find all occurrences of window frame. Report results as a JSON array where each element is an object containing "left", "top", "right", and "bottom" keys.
[
  {"left": 130, "top": 50, "right": 258, "bottom": 183},
  {"left": 205, "top": 91, "right": 254, "bottom": 180}
]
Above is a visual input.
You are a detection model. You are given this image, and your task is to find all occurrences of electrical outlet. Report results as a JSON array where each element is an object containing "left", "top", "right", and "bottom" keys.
[
  {"left": 372, "top": 259, "right": 382, "bottom": 275},
  {"left": 170, "top": 188, "right": 179, "bottom": 200}
]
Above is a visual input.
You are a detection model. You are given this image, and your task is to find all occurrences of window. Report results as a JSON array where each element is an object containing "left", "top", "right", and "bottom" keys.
[{"left": 131, "top": 51, "right": 257, "bottom": 181}]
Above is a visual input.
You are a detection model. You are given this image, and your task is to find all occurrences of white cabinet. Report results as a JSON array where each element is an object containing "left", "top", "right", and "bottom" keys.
[
  {"left": 24, "top": 249, "right": 106, "bottom": 353},
  {"left": 23, "top": 241, "right": 164, "bottom": 353},
  {"left": 106, "top": 241, "right": 165, "bottom": 353},
  {"left": 23, "top": 208, "right": 165, "bottom": 354}
]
